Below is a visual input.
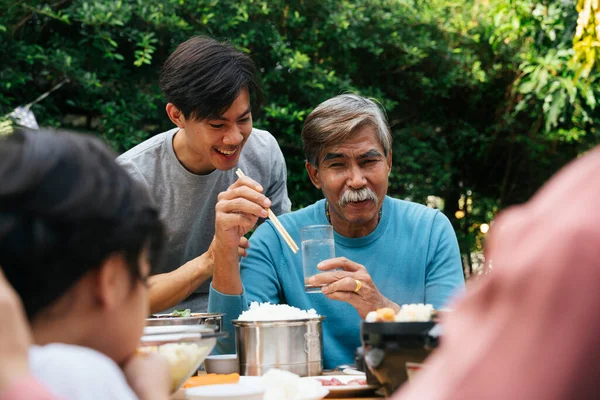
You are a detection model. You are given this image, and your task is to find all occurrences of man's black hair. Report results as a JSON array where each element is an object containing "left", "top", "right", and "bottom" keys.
[
  {"left": 159, "top": 35, "right": 264, "bottom": 121},
  {"left": 0, "top": 128, "right": 164, "bottom": 319}
]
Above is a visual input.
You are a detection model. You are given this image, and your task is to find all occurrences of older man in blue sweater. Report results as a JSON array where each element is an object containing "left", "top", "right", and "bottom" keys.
[{"left": 208, "top": 94, "right": 465, "bottom": 368}]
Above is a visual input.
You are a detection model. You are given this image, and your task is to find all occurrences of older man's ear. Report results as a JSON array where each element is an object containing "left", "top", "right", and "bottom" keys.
[{"left": 305, "top": 161, "right": 321, "bottom": 189}]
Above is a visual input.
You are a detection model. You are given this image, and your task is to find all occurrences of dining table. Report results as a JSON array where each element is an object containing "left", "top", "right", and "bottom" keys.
[{"left": 182, "top": 370, "right": 387, "bottom": 399}]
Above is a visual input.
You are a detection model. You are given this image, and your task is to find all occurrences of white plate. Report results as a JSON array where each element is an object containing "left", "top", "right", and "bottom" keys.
[
  {"left": 173, "top": 375, "right": 330, "bottom": 400},
  {"left": 301, "top": 375, "right": 378, "bottom": 397},
  {"left": 184, "top": 376, "right": 264, "bottom": 400}
]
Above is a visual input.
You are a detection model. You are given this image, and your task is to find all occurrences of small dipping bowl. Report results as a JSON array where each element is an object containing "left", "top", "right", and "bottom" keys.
[{"left": 204, "top": 354, "right": 240, "bottom": 374}]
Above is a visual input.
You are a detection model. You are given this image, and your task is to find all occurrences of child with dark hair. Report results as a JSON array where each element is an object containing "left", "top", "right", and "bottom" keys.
[
  {"left": 118, "top": 35, "right": 291, "bottom": 314},
  {"left": 0, "top": 128, "right": 170, "bottom": 400}
]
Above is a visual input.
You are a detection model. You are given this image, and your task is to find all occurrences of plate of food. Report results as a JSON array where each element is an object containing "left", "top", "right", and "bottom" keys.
[
  {"left": 301, "top": 375, "right": 377, "bottom": 397},
  {"left": 175, "top": 369, "right": 329, "bottom": 400},
  {"left": 178, "top": 375, "right": 264, "bottom": 400}
]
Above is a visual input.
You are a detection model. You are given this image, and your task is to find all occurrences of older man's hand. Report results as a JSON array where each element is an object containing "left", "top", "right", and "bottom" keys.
[{"left": 307, "top": 257, "right": 400, "bottom": 318}]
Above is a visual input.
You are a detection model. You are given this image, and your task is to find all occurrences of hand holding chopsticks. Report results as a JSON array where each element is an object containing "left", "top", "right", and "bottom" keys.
[{"left": 235, "top": 168, "right": 299, "bottom": 253}]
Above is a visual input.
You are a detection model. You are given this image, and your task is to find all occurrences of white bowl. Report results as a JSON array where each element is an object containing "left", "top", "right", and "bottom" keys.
[
  {"left": 204, "top": 354, "right": 240, "bottom": 374},
  {"left": 140, "top": 325, "right": 221, "bottom": 392},
  {"left": 186, "top": 376, "right": 264, "bottom": 400}
]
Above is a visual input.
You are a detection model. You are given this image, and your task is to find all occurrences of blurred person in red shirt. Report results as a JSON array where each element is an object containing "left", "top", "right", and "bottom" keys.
[
  {"left": 0, "top": 267, "right": 56, "bottom": 400},
  {"left": 394, "top": 146, "right": 600, "bottom": 400}
]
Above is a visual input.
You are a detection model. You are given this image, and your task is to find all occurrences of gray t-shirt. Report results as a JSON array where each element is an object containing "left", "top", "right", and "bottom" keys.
[{"left": 117, "top": 127, "right": 291, "bottom": 312}]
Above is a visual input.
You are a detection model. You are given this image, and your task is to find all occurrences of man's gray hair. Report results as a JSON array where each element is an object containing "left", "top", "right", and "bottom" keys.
[{"left": 301, "top": 94, "right": 392, "bottom": 166}]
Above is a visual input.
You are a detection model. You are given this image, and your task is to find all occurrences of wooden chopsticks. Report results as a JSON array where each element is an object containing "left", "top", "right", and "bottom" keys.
[{"left": 235, "top": 168, "right": 299, "bottom": 253}]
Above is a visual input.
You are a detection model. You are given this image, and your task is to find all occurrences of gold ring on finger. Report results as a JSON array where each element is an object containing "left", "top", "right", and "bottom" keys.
[{"left": 354, "top": 279, "right": 363, "bottom": 293}]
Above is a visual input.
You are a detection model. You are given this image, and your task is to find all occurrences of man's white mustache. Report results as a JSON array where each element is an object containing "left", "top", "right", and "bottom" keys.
[{"left": 338, "top": 187, "right": 378, "bottom": 208}]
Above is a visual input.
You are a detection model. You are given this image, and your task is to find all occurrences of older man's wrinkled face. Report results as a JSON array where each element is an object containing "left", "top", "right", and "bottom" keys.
[{"left": 306, "top": 124, "right": 392, "bottom": 236}]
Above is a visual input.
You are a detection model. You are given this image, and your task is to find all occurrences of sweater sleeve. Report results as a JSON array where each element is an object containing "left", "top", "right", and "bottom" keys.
[
  {"left": 208, "top": 221, "right": 285, "bottom": 354},
  {"left": 424, "top": 212, "right": 465, "bottom": 308},
  {"left": 208, "top": 285, "right": 245, "bottom": 355},
  {"left": 0, "top": 378, "right": 59, "bottom": 400}
]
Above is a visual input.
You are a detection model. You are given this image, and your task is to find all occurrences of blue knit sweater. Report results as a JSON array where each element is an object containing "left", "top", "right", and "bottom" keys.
[{"left": 209, "top": 196, "right": 465, "bottom": 369}]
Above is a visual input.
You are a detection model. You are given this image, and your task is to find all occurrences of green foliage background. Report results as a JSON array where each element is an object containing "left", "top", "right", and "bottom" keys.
[{"left": 2, "top": 0, "right": 599, "bottom": 274}]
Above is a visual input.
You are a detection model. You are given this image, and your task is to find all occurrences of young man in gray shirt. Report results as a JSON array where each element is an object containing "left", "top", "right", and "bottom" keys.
[{"left": 118, "top": 36, "right": 291, "bottom": 313}]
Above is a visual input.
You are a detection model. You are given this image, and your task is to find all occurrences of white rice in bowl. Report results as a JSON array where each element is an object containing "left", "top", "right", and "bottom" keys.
[
  {"left": 262, "top": 368, "right": 327, "bottom": 400},
  {"left": 365, "top": 303, "right": 434, "bottom": 323},
  {"left": 237, "top": 302, "right": 320, "bottom": 321},
  {"left": 143, "top": 342, "right": 214, "bottom": 392}
]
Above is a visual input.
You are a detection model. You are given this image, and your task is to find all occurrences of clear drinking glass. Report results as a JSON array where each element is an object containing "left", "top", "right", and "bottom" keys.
[{"left": 301, "top": 225, "right": 335, "bottom": 293}]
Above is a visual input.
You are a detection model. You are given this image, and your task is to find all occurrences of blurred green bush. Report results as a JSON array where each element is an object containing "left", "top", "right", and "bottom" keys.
[{"left": 2, "top": 0, "right": 599, "bottom": 273}]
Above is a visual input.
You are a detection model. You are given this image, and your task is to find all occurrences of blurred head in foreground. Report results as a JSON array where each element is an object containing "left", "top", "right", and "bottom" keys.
[
  {"left": 393, "top": 146, "right": 600, "bottom": 400},
  {"left": 0, "top": 128, "right": 163, "bottom": 364}
]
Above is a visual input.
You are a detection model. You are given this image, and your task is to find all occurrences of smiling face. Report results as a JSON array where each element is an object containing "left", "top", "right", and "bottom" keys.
[
  {"left": 169, "top": 88, "right": 253, "bottom": 174},
  {"left": 306, "top": 124, "right": 392, "bottom": 238}
]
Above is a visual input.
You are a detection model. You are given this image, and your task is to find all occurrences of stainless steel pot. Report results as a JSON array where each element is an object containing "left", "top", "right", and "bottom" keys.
[
  {"left": 232, "top": 317, "right": 324, "bottom": 377},
  {"left": 146, "top": 313, "right": 224, "bottom": 332}
]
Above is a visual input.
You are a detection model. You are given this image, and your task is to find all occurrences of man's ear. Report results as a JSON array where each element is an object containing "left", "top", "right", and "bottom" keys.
[
  {"left": 387, "top": 149, "right": 393, "bottom": 176},
  {"left": 166, "top": 103, "right": 186, "bottom": 128},
  {"left": 95, "top": 253, "right": 127, "bottom": 310},
  {"left": 305, "top": 161, "right": 321, "bottom": 189}
]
